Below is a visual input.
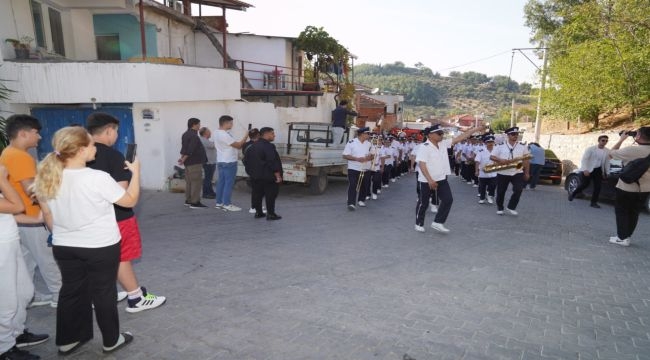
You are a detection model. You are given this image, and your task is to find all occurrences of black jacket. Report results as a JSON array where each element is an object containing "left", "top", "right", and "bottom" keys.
[
  {"left": 180, "top": 129, "right": 207, "bottom": 166},
  {"left": 244, "top": 138, "right": 282, "bottom": 181}
]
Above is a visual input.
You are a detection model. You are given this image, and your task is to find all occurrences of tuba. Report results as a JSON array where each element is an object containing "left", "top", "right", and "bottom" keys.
[{"left": 483, "top": 154, "right": 533, "bottom": 173}]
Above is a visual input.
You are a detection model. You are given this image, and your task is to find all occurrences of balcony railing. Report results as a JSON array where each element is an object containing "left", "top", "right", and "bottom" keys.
[{"left": 232, "top": 59, "right": 330, "bottom": 93}]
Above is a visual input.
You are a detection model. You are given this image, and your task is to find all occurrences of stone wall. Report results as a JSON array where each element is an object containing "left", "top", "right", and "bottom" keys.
[{"left": 522, "top": 131, "right": 620, "bottom": 175}]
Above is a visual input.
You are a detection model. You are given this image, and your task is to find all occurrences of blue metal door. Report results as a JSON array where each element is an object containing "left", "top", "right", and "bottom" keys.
[{"left": 31, "top": 107, "right": 134, "bottom": 160}]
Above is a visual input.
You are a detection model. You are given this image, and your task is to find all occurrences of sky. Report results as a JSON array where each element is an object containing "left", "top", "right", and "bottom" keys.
[{"left": 191, "top": 0, "right": 543, "bottom": 84}]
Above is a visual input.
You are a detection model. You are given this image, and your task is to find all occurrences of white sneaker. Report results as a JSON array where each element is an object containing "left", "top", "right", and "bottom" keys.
[
  {"left": 357, "top": 201, "right": 366, "bottom": 207},
  {"left": 609, "top": 236, "right": 630, "bottom": 247},
  {"left": 472, "top": 184, "right": 478, "bottom": 188},
  {"left": 377, "top": 189, "right": 381, "bottom": 194},
  {"left": 506, "top": 208, "right": 518, "bottom": 216},
  {"left": 117, "top": 291, "right": 128, "bottom": 302},
  {"left": 414, "top": 225, "right": 425, "bottom": 232},
  {"left": 487, "top": 196, "right": 494, "bottom": 204},
  {"left": 430, "top": 204, "right": 438, "bottom": 213},
  {"left": 28, "top": 298, "right": 52, "bottom": 308},
  {"left": 222, "top": 204, "right": 242, "bottom": 212},
  {"left": 371, "top": 193, "right": 378, "bottom": 200},
  {"left": 467, "top": 181, "right": 473, "bottom": 184},
  {"left": 125, "top": 288, "right": 166, "bottom": 313},
  {"left": 430, "top": 222, "right": 450, "bottom": 233},
  {"left": 215, "top": 203, "right": 224, "bottom": 209},
  {"left": 383, "top": 184, "right": 389, "bottom": 188},
  {"left": 365, "top": 196, "right": 370, "bottom": 201},
  {"left": 496, "top": 210, "right": 504, "bottom": 215},
  {"left": 249, "top": 208, "right": 256, "bottom": 214},
  {"left": 347, "top": 204, "right": 356, "bottom": 211},
  {"left": 391, "top": 179, "right": 396, "bottom": 183},
  {"left": 478, "top": 199, "right": 485, "bottom": 204}
]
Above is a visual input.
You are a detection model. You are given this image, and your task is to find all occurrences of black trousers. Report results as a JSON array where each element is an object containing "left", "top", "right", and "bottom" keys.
[
  {"left": 252, "top": 179, "right": 279, "bottom": 215},
  {"left": 371, "top": 170, "right": 382, "bottom": 194},
  {"left": 615, "top": 188, "right": 650, "bottom": 240},
  {"left": 415, "top": 172, "right": 439, "bottom": 205},
  {"left": 496, "top": 173, "right": 525, "bottom": 211},
  {"left": 415, "top": 179, "right": 452, "bottom": 226},
  {"left": 382, "top": 165, "right": 393, "bottom": 185},
  {"left": 391, "top": 162, "right": 398, "bottom": 179},
  {"left": 572, "top": 167, "right": 603, "bottom": 204},
  {"left": 347, "top": 169, "right": 369, "bottom": 205},
  {"left": 478, "top": 177, "right": 496, "bottom": 200},
  {"left": 461, "top": 162, "right": 472, "bottom": 181},
  {"left": 53, "top": 242, "right": 120, "bottom": 347}
]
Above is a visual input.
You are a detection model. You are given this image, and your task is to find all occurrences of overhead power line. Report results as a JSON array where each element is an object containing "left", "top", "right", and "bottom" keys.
[{"left": 437, "top": 50, "right": 512, "bottom": 72}]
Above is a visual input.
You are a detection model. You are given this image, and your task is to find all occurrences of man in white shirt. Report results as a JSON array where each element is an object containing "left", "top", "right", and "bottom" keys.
[
  {"left": 568, "top": 135, "right": 610, "bottom": 208},
  {"left": 342, "top": 127, "right": 372, "bottom": 210},
  {"left": 214, "top": 115, "right": 249, "bottom": 212},
  {"left": 415, "top": 123, "right": 486, "bottom": 233},
  {"left": 474, "top": 135, "right": 498, "bottom": 204},
  {"left": 490, "top": 127, "right": 530, "bottom": 216}
]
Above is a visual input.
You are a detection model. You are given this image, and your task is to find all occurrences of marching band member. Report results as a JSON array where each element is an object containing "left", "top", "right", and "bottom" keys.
[
  {"left": 490, "top": 127, "right": 530, "bottom": 216},
  {"left": 342, "top": 127, "right": 372, "bottom": 211},
  {"left": 390, "top": 136, "right": 401, "bottom": 182},
  {"left": 415, "top": 123, "right": 486, "bottom": 233},
  {"left": 369, "top": 135, "right": 385, "bottom": 199},
  {"left": 474, "top": 135, "right": 497, "bottom": 204},
  {"left": 381, "top": 138, "right": 394, "bottom": 188}
]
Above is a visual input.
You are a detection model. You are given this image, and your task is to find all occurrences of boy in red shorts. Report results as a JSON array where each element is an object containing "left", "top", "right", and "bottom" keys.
[{"left": 86, "top": 113, "right": 166, "bottom": 313}]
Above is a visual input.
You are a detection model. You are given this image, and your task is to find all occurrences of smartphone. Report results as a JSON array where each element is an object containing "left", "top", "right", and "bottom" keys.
[{"left": 125, "top": 143, "right": 137, "bottom": 163}]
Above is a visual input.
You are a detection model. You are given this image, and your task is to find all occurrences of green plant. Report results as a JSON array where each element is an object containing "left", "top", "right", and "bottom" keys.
[
  {"left": 0, "top": 74, "right": 15, "bottom": 151},
  {"left": 5, "top": 36, "right": 33, "bottom": 49}
]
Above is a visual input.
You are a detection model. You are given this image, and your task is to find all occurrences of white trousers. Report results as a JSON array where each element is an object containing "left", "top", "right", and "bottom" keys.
[
  {"left": 332, "top": 127, "right": 345, "bottom": 147},
  {"left": 19, "top": 226, "right": 61, "bottom": 302},
  {"left": 0, "top": 239, "right": 33, "bottom": 353}
]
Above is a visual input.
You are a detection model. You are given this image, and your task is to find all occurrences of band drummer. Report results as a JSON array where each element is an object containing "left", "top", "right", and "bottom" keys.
[
  {"left": 489, "top": 127, "right": 531, "bottom": 215},
  {"left": 342, "top": 127, "right": 372, "bottom": 210}
]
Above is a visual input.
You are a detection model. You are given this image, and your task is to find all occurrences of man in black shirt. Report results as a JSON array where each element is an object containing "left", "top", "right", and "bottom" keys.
[
  {"left": 244, "top": 127, "right": 283, "bottom": 220},
  {"left": 331, "top": 100, "right": 357, "bottom": 146},
  {"left": 178, "top": 118, "right": 208, "bottom": 208},
  {"left": 86, "top": 113, "right": 166, "bottom": 314}
]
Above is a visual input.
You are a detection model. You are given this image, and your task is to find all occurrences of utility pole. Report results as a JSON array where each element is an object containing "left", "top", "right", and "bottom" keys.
[{"left": 534, "top": 46, "right": 548, "bottom": 143}]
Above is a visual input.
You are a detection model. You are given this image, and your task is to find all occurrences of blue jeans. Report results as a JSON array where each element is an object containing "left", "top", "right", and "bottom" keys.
[
  {"left": 202, "top": 163, "right": 216, "bottom": 196},
  {"left": 216, "top": 162, "right": 237, "bottom": 205}
]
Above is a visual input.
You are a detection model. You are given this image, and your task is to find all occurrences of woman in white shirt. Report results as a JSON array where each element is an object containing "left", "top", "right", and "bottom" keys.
[{"left": 33, "top": 127, "right": 140, "bottom": 355}]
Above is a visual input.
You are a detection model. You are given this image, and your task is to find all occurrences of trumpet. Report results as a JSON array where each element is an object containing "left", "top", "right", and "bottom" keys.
[{"left": 483, "top": 154, "right": 533, "bottom": 173}]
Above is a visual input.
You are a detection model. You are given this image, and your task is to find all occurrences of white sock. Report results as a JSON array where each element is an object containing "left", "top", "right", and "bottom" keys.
[{"left": 127, "top": 287, "right": 143, "bottom": 300}]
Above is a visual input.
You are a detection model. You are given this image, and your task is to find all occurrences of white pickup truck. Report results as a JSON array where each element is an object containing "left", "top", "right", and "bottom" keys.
[{"left": 237, "top": 122, "right": 350, "bottom": 194}]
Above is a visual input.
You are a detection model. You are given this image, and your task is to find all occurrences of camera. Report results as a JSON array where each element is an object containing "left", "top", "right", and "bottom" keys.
[{"left": 619, "top": 130, "right": 637, "bottom": 137}]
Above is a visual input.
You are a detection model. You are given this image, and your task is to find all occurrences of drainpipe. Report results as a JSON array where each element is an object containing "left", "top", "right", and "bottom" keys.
[
  {"left": 139, "top": 0, "right": 146, "bottom": 60},
  {"left": 222, "top": 5, "right": 227, "bottom": 68}
]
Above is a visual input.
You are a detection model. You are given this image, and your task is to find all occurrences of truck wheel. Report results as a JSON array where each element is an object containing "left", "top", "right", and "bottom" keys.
[{"left": 309, "top": 170, "right": 328, "bottom": 195}]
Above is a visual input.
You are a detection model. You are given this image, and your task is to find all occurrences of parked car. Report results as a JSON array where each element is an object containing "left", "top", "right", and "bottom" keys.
[
  {"left": 540, "top": 149, "right": 563, "bottom": 185},
  {"left": 565, "top": 159, "right": 650, "bottom": 211}
]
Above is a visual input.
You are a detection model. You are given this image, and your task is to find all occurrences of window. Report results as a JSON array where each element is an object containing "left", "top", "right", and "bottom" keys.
[
  {"left": 48, "top": 7, "right": 65, "bottom": 56},
  {"left": 31, "top": 1, "right": 46, "bottom": 48},
  {"left": 96, "top": 35, "right": 121, "bottom": 60}
]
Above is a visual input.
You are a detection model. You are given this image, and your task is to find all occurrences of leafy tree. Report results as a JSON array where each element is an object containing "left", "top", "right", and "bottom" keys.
[
  {"left": 525, "top": 0, "right": 650, "bottom": 126},
  {"left": 0, "top": 75, "right": 14, "bottom": 151}
]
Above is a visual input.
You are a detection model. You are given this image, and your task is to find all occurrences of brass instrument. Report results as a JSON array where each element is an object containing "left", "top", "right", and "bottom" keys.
[
  {"left": 483, "top": 154, "right": 533, "bottom": 173},
  {"left": 356, "top": 137, "right": 380, "bottom": 198}
]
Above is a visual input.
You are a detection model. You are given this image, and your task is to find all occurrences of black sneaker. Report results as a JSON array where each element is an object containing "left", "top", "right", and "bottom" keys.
[
  {"left": 189, "top": 202, "right": 207, "bottom": 209},
  {"left": 254, "top": 212, "right": 266, "bottom": 218},
  {"left": 15, "top": 330, "right": 49, "bottom": 348},
  {"left": 266, "top": 214, "right": 282, "bottom": 221},
  {"left": 0, "top": 346, "right": 40, "bottom": 360}
]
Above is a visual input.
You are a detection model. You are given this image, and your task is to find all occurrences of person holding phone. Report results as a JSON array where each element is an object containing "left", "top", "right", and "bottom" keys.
[
  {"left": 86, "top": 113, "right": 166, "bottom": 315},
  {"left": 34, "top": 126, "right": 138, "bottom": 355}
]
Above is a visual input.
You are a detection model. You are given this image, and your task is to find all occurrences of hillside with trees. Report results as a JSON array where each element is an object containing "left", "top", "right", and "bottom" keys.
[{"left": 353, "top": 62, "right": 534, "bottom": 127}]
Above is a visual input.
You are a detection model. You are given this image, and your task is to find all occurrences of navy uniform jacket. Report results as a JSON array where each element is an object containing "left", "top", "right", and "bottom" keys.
[{"left": 244, "top": 138, "right": 283, "bottom": 181}]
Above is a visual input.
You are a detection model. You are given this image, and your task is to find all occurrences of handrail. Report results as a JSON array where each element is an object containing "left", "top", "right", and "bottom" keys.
[{"left": 232, "top": 59, "right": 339, "bottom": 93}]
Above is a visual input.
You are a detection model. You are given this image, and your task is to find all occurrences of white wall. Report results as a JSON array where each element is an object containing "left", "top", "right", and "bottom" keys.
[
  {"left": 0, "top": 0, "right": 34, "bottom": 60},
  {"left": 69, "top": 9, "right": 97, "bottom": 60},
  {"left": 132, "top": 93, "right": 336, "bottom": 189},
  {"left": 0, "top": 62, "right": 241, "bottom": 104}
]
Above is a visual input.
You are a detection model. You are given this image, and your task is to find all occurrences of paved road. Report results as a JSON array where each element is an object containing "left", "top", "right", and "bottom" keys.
[{"left": 26, "top": 173, "right": 650, "bottom": 359}]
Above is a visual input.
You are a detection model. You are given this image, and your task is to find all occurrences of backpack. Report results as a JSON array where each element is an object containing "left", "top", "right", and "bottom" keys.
[{"left": 619, "top": 152, "right": 650, "bottom": 184}]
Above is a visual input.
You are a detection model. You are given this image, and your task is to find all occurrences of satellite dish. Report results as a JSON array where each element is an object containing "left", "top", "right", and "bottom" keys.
[{"left": 371, "top": 88, "right": 380, "bottom": 94}]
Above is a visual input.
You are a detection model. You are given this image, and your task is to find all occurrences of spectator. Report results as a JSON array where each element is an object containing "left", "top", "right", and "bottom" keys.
[
  {"left": 86, "top": 113, "right": 166, "bottom": 314},
  {"left": 214, "top": 115, "right": 248, "bottom": 212},
  {"left": 607, "top": 127, "right": 650, "bottom": 246},
  {"left": 527, "top": 142, "right": 546, "bottom": 190},
  {"left": 0, "top": 114, "right": 62, "bottom": 309},
  {"left": 568, "top": 135, "right": 609, "bottom": 207},
  {"left": 244, "top": 127, "right": 283, "bottom": 220},
  {"left": 199, "top": 127, "right": 217, "bottom": 199},
  {"left": 331, "top": 100, "right": 357, "bottom": 146},
  {"left": 33, "top": 126, "right": 138, "bottom": 355},
  {"left": 242, "top": 128, "right": 262, "bottom": 214},
  {"left": 178, "top": 118, "right": 207, "bottom": 209},
  {"left": 0, "top": 164, "right": 46, "bottom": 360}
]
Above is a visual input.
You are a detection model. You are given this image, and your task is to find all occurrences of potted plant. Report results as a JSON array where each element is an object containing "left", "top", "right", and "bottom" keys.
[{"left": 5, "top": 36, "right": 33, "bottom": 59}]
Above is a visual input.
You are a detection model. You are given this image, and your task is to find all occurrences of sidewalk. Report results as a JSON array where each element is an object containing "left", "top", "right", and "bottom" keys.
[{"left": 26, "top": 174, "right": 650, "bottom": 359}]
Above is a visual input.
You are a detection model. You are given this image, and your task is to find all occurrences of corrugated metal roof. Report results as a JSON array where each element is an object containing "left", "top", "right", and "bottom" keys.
[{"left": 190, "top": 0, "right": 253, "bottom": 11}]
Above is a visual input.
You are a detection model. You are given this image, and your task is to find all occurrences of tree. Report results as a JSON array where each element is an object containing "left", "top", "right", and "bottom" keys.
[
  {"left": 295, "top": 26, "right": 351, "bottom": 99},
  {"left": 0, "top": 74, "right": 14, "bottom": 151},
  {"left": 525, "top": 0, "right": 650, "bottom": 126}
]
